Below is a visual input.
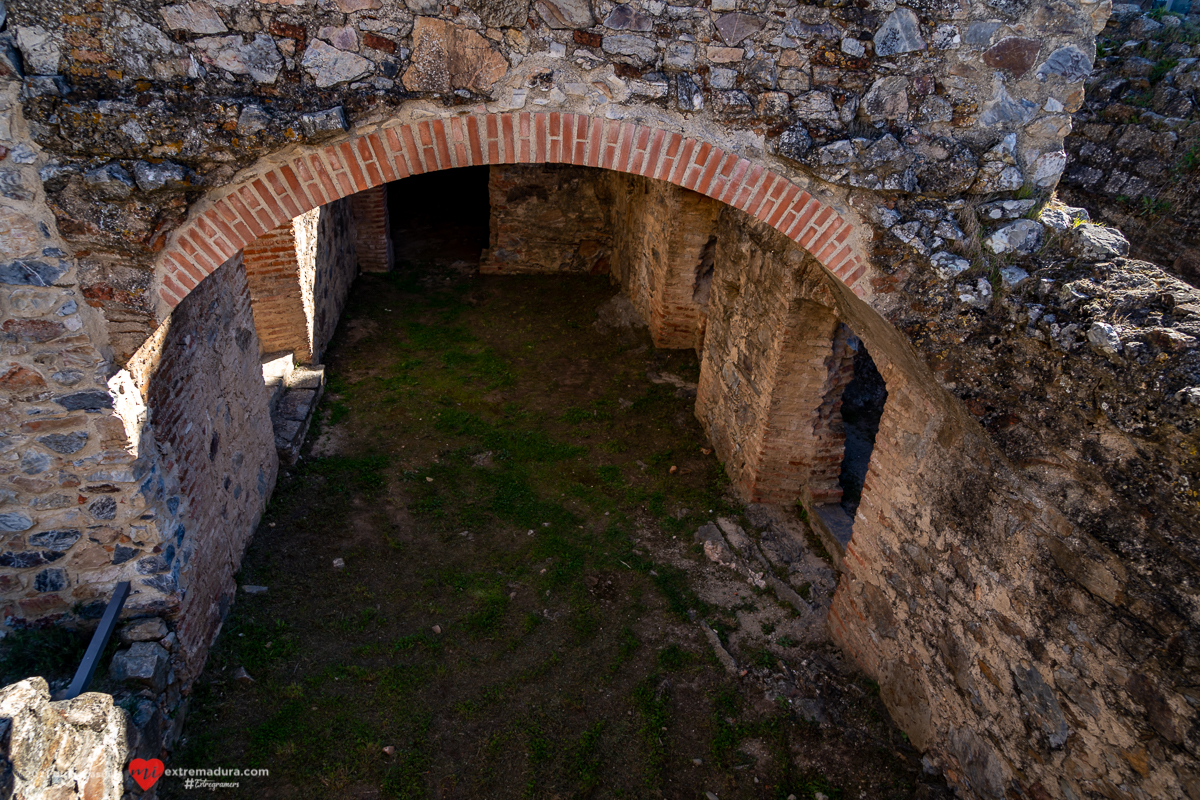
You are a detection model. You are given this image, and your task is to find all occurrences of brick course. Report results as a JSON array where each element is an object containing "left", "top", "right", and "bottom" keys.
[
  {"left": 241, "top": 198, "right": 358, "bottom": 365},
  {"left": 349, "top": 186, "right": 393, "bottom": 274},
  {"left": 243, "top": 213, "right": 316, "bottom": 362},
  {"left": 156, "top": 113, "right": 868, "bottom": 312}
]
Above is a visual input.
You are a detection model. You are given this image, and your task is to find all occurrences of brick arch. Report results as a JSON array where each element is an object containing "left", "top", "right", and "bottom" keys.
[{"left": 157, "top": 111, "right": 867, "bottom": 310}]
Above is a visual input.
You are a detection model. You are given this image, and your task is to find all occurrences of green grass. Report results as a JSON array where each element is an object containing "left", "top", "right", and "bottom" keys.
[
  {"left": 164, "top": 265, "right": 934, "bottom": 800},
  {"left": 0, "top": 626, "right": 90, "bottom": 686},
  {"left": 631, "top": 673, "right": 672, "bottom": 784},
  {"left": 656, "top": 643, "right": 695, "bottom": 671}
]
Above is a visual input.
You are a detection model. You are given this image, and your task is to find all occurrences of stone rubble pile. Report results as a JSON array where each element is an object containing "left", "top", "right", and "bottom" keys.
[
  {"left": 1061, "top": 6, "right": 1200, "bottom": 287},
  {"left": 693, "top": 506, "right": 837, "bottom": 641}
]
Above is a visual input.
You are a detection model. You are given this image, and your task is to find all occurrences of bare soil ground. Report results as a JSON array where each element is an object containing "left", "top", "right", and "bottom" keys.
[{"left": 162, "top": 261, "right": 950, "bottom": 800}]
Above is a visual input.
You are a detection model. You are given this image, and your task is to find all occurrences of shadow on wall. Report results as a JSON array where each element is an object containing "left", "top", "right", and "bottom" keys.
[
  {"left": 837, "top": 341, "right": 888, "bottom": 520},
  {"left": 242, "top": 198, "right": 359, "bottom": 368},
  {"left": 113, "top": 254, "right": 278, "bottom": 675}
]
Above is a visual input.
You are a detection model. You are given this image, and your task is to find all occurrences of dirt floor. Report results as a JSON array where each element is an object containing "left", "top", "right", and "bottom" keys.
[{"left": 161, "top": 252, "right": 951, "bottom": 799}]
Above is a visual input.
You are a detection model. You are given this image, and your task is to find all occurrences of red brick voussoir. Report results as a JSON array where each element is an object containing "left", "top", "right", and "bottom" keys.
[{"left": 157, "top": 112, "right": 868, "bottom": 310}]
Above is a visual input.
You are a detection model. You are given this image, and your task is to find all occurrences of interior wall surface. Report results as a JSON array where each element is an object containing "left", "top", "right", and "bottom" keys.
[
  {"left": 118, "top": 253, "right": 277, "bottom": 676},
  {"left": 695, "top": 206, "right": 842, "bottom": 505},
  {"left": 606, "top": 172, "right": 722, "bottom": 351},
  {"left": 244, "top": 208, "right": 320, "bottom": 363},
  {"left": 483, "top": 164, "right": 612, "bottom": 275},
  {"left": 712, "top": 212, "right": 1200, "bottom": 800},
  {"left": 243, "top": 197, "right": 358, "bottom": 365},
  {"left": 349, "top": 185, "right": 393, "bottom": 275},
  {"left": 310, "top": 197, "right": 359, "bottom": 363}
]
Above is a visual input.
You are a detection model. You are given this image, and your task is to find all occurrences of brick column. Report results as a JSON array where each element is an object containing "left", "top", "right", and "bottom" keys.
[
  {"left": 350, "top": 185, "right": 393, "bottom": 273},
  {"left": 607, "top": 174, "right": 722, "bottom": 350},
  {"left": 739, "top": 302, "right": 843, "bottom": 504},
  {"left": 646, "top": 189, "right": 722, "bottom": 351},
  {"left": 807, "top": 324, "right": 857, "bottom": 504},
  {"left": 242, "top": 217, "right": 315, "bottom": 364}
]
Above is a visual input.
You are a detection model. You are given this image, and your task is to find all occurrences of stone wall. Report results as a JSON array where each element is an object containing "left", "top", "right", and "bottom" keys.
[
  {"left": 2, "top": 0, "right": 1105, "bottom": 340},
  {"left": 116, "top": 253, "right": 276, "bottom": 674},
  {"left": 0, "top": 677, "right": 128, "bottom": 799},
  {"left": 7, "top": 0, "right": 1196, "bottom": 793},
  {"left": 1061, "top": 7, "right": 1200, "bottom": 288},
  {"left": 825, "top": 212, "right": 1199, "bottom": 798},
  {"left": 696, "top": 207, "right": 844, "bottom": 505},
  {"left": 686, "top": 202, "right": 1200, "bottom": 799},
  {"left": 606, "top": 172, "right": 722, "bottom": 351},
  {"left": 243, "top": 197, "right": 358, "bottom": 365},
  {"left": 311, "top": 197, "right": 358, "bottom": 362},
  {"left": 808, "top": 323, "right": 856, "bottom": 505},
  {"left": 0, "top": 76, "right": 153, "bottom": 627},
  {"left": 482, "top": 164, "right": 611, "bottom": 274},
  {"left": 482, "top": 165, "right": 723, "bottom": 347}
]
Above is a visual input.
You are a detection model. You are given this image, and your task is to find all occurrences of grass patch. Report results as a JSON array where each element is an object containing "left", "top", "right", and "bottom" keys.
[
  {"left": 166, "top": 267, "right": 936, "bottom": 800},
  {"left": 0, "top": 626, "right": 91, "bottom": 686}
]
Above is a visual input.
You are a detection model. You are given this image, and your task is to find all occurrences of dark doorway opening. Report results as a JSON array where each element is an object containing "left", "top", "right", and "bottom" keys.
[
  {"left": 837, "top": 342, "right": 887, "bottom": 520},
  {"left": 388, "top": 165, "right": 491, "bottom": 265}
]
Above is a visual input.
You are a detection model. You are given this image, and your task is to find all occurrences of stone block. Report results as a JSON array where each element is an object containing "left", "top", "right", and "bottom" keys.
[
  {"left": 237, "top": 105, "right": 272, "bottom": 136},
  {"left": 299, "top": 107, "right": 348, "bottom": 140},
  {"left": 1037, "top": 45, "right": 1093, "bottom": 83},
  {"left": 277, "top": 388, "right": 316, "bottom": 422},
  {"left": 0, "top": 678, "right": 128, "bottom": 799},
  {"left": 160, "top": 2, "right": 228, "bottom": 34},
  {"left": 0, "top": 210, "right": 44, "bottom": 263},
  {"left": 874, "top": 9, "right": 924, "bottom": 57},
  {"left": 110, "top": 642, "right": 170, "bottom": 694},
  {"left": 984, "top": 219, "right": 1043, "bottom": 255},
  {"left": 133, "top": 161, "right": 190, "bottom": 193},
  {"left": 302, "top": 39, "right": 373, "bottom": 87},
  {"left": 403, "top": 17, "right": 508, "bottom": 94},
  {"left": 601, "top": 34, "right": 656, "bottom": 63},
  {"left": 28, "top": 528, "right": 82, "bottom": 550},
  {"left": 714, "top": 13, "right": 764, "bottom": 46},
  {"left": 195, "top": 34, "right": 283, "bottom": 83},
  {"left": 535, "top": 0, "right": 593, "bottom": 28},
  {"left": 1064, "top": 223, "right": 1129, "bottom": 262},
  {"left": 0, "top": 259, "right": 69, "bottom": 287},
  {"left": 119, "top": 617, "right": 169, "bottom": 643},
  {"left": 604, "top": 4, "right": 653, "bottom": 31},
  {"left": 982, "top": 37, "right": 1041, "bottom": 79}
]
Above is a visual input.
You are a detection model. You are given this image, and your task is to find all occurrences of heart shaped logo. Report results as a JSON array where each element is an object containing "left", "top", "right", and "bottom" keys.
[{"left": 128, "top": 758, "right": 165, "bottom": 791}]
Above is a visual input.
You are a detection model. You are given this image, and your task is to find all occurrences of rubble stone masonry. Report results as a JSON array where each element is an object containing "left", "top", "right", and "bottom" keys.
[
  {"left": 310, "top": 196, "right": 359, "bottom": 363},
  {"left": 607, "top": 172, "right": 723, "bottom": 351},
  {"left": 117, "top": 253, "right": 276, "bottom": 675},
  {"left": 0, "top": 678, "right": 127, "bottom": 799},
  {"left": 697, "top": 207, "right": 843, "bottom": 505},
  {"left": 483, "top": 164, "right": 612, "bottom": 275}
]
